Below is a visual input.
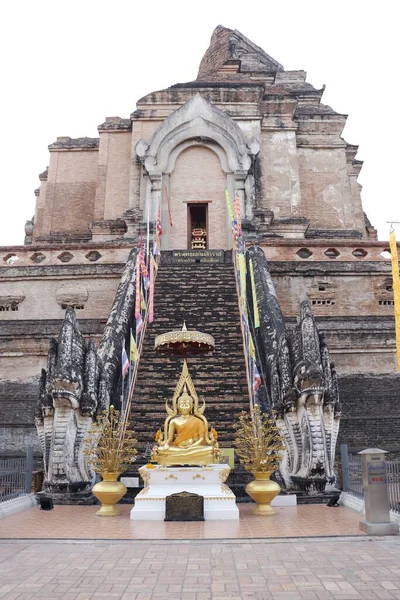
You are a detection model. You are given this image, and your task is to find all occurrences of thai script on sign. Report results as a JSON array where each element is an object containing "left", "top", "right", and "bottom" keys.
[
  {"left": 173, "top": 250, "right": 224, "bottom": 264},
  {"left": 367, "top": 461, "right": 387, "bottom": 485}
]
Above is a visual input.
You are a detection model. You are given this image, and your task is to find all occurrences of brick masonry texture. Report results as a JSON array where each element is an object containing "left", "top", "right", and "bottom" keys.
[
  {"left": 338, "top": 374, "right": 400, "bottom": 454},
  {"left": 131, "top": 259, "right": 251, "bottom": 490},
  {"left": 169, "top": 146, "right": 227, "bottom": 250}
]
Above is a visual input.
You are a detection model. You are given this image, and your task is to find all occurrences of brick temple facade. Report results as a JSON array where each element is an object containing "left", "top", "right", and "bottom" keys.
[{"left": 1, "top": 26, "right": 399, "bottom": 461}]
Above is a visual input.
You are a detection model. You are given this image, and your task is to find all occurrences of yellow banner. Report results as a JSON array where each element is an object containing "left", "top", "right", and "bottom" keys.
[
  {"left": 130, "top": 331, "right": 138, "bottom": 363},
  {"left": 389, "top": 230, "right": 400, "bottom": 371},
  {"left": 238, "top": 253, "right": 247, "bottom": 315},
  {"left": 249, "top": 258, "right": 260, "bottom": 328},
  {"left": 225, "top": 188, "right": 234, "bottom": 220},
  {"left": 249, "top": 332, "right": 256, "bottom": 359}
]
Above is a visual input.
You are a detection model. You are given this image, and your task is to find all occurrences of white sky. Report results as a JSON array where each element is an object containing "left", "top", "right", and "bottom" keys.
[{"left": 0, "top": 0, "right": 398, "bottom": 246}]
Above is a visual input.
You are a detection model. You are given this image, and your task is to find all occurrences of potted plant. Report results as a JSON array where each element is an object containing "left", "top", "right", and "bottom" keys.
[
  {"left": 233, "top": 404, "right": 285, "bottom": 516},
  {"left": 84, "top": 406, "right": 137, "bottom": 516}
]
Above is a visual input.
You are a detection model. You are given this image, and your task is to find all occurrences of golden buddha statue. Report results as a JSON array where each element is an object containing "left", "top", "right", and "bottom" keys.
[{"left": 155, "top": 364, "right": 214, "bottom": 467}]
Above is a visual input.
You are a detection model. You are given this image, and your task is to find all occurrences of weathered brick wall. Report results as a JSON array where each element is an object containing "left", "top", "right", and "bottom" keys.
[
  {"left": 298, "top": 147, "right": 364, "bottom": 233},
  {"left": 96, "top": 132, "right": 131, "bottom": 221},
  {"left": 38, "top": 150, "right": 98, "bottom": 238},
  {"left": 0, "top": 379, "right": 41, "bottom": 458},
  {"left": 259, "top": 130, "right": 301, "bottom": 217},
  {"left": 0, "top": 277, "right": 117, "bottom": 321},
  {"left": 169, "top": 146, "right": 227, "bottom": 249},
  {"left": 338, "top": 374, "right": 400, "bottom": 453}
]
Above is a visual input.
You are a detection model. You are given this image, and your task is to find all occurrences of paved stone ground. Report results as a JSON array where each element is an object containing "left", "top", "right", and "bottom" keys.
[
  {"left": 0, "top": 537, "right": 400, "bottom": 600},
  {"left": 0, "top": 505, "right": 364, "bottom": 540}
]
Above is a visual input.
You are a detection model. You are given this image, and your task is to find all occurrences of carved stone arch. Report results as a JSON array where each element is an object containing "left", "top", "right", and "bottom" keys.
[
  {"left": 166, "top": 139, "right": 230, "bottom": 175},
  {"left": 135, "top": 94, "right": 259, "bottom": 250},
  {"left": 140, "top": 94, "right": 251, "bottom": 174}
]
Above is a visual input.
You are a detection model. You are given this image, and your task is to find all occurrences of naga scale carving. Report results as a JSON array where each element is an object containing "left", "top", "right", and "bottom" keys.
[
  {"left": 35, "top": 308, "right": 108, "bottom": 497},
  {"left": 246, "top": 245, "right": 341, "bottom": 493},
  {"left": 35, "top": 249, "right": 137, "bottom": 500}
]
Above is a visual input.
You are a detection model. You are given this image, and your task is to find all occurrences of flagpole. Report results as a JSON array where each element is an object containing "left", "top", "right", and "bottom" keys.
[
  {"left": 146, "top": 194, "right": 150, "bottom": 273},
  {"left": 121, "top": 341, "right": 125, "bottom": 414},
  {"left": 129, "top": 327, "right": 133, "bottom": 395}
]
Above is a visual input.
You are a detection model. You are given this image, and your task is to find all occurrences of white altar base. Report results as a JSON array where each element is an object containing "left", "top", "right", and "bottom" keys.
[{"left": 130, "top": 464, "right": 239, "bottom": 520}]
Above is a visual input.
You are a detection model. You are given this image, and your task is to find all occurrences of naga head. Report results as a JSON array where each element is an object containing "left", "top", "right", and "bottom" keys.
[
  {"left": 293, "top": 360, "right": 324, "bottom": 407},
  {"left": 51, "top": 378, "right": 81, "bottom": 409}
]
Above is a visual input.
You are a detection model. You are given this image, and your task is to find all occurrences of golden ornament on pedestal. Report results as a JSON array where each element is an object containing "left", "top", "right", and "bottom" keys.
[
  {"left": 153, "top": 323, "right": 217, "bottom": 467},
  {"left": 245, "top": 471, "right": 281, "bottom": 516},
  {"left": 84, "top": 406, "right": 137, "bottom": 516},
  {"left": 233, "top": 404, "right": 286, "bottom": 516},
  {"left": 92, "top": 472, "right": 127, "bottom": 517}
]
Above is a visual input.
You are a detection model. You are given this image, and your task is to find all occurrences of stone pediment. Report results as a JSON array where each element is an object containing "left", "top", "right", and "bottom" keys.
[{"left": 136, "top": 94, "right": 257, "bottom": 175}]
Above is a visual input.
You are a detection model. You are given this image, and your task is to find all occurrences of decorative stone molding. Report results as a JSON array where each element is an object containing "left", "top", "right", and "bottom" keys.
[
  {"left": 97, "top": 116, "right": 132, "bottom": 132},
  {"left": 307, "top": 280, "right": 338, "bottom": 308},
  {"left": 56, "top": 284, "right": 89, "bottom": 308},
  {"left": 375, "top": 278, "right": 395, "bottom": 306},
  {"left": 48, "top": 137, "right": 99, "bottom": 151},
  {"left": 0, "top": 294, "right": 25, "bottom": 312},
  {"left": 136, "top": 94, "right": 254, "bottom": 175}
]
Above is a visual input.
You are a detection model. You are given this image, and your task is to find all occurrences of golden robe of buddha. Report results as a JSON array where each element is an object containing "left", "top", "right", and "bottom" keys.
[{"left": 156, "top": 387, "right": 214, "bottom": 466}]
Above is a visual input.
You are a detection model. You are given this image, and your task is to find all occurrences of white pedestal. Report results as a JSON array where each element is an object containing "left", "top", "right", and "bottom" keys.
[{"left": 130, "top": 464, "right": 239, "bottom": 520}]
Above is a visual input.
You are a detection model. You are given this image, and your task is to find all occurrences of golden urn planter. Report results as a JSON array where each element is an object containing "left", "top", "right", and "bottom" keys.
[
  {"left": 92, "top": 472, "right": 127, "bottom": 516},
  {"left": 245, "top": 471, "right": 281, "bottom": 516}
]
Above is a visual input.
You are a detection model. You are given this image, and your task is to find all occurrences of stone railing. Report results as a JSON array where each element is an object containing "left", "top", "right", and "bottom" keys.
[
  {"left": 0, "top": 243, "right": 132, "bottom": 268},
  {"left": 259, "top": 240, "right": 399, "bottom": 262}
]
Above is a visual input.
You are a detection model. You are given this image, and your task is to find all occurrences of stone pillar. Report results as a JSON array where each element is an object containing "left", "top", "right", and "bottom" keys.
[{"left": 358, "top": 448, "right": 399, "bottom": 535}]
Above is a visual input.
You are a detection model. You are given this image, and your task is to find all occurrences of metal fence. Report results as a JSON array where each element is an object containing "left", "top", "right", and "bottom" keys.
[
  {"left": 341, "top": 444, "right": 400, "bottom": 515},
  {"left": 0, "top": 448, "right": 33, "bottom": 503}
]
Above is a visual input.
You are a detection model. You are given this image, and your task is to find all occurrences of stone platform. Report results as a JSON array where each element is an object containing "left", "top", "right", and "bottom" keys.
[{"left": 130, "top": 464, "right": 239, "bottom": 520}]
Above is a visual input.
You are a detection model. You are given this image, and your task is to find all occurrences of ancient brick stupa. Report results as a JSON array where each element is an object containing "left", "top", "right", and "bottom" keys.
[{"left": 1, "top": 26, "right": 399, "bottom": 500}]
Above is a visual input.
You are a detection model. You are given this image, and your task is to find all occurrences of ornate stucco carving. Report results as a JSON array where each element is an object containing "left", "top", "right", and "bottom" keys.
[
  {"left": 136, "top": 94, "right": 253, "bottom": 175},
  {"left": 35, "top": 249, "right": 138, "bottom": 500},
  {"left": 246, "top": 245, "right": 341, "bottom": 493},
  {"left": 135, "top": 94, "right": 260, "bottom": 242},
  {"left": 35, "top": 308, "right": 108, "bottom": 497}
]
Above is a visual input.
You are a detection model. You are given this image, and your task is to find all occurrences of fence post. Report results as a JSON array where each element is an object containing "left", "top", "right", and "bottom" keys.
[
  {"left": 25, "top": 447, "right": 33, "bottom": 494},
  {"left": 340, "top": 443, "right": 350, "bottom": 492}
]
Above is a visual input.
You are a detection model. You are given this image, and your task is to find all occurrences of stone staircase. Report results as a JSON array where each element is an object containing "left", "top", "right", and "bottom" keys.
[{"left": 127, "top": 251, "right": 252, "bottom": 497}]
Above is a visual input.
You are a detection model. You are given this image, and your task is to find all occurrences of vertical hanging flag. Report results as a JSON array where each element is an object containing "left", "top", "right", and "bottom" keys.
[
  {"left": 252, "top": 362, "right": 261, "bottom": 394},
  {"left": 139, "top": 231, "right": 150, "bottom": 290},
  {"left": 135, "top": 254, "right": 141, "bottom": 318},
  {"left": 234, "top": 189, "right": 242, "bottom": 237},
  {"left": 389, "top": 227, "right": 400, "bottom": 370},
  {"left": 249, "top": 258, "right": 260, "bottom": 328},
  {"left": 130, "top": 331, "right": 138, "bottom": 363},
  {"left": 136, "top": 314, "right": 143, "bottom": 338},
  {"left": 238, "top": 252, "right": 247, "bottom": 314},
  {"left": 249, "top": 332, "right": 256, "bottom": 360},
  {"left": 225, "top": 188, "right": 234, "bottom": 220},
  {"left": 154, "top": 204, "right": 162, "bottom": 256},
  {"left": 149, "top": 255, "right": 155, "bottom": 323},
  {"left": 164, "top": 186, "right": 173, "bottom": 227},
  {"left": 121, "top": 343, "right": 130, "bottom": 379},
  {"left": 140, "top": 286, "right": 146, "bottom": 311}
]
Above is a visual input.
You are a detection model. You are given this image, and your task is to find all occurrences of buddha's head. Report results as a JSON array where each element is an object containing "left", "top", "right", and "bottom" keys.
[{"left": 177, "top": 388, "right": 193, "bottom": 416}]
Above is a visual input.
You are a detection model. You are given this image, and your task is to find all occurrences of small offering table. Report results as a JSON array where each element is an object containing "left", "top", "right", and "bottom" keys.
[{"left": 130, "top": 464, "right": 239, "bottom": 520}]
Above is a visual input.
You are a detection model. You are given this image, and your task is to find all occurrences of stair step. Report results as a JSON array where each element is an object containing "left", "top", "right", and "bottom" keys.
[{"left": 130, "top": 260, "right": 251, "bottom": 493}]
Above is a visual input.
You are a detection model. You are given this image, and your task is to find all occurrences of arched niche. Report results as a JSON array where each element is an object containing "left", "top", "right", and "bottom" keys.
[{"left": 135, "top": 94, "right": 259, "bottom": 250}]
